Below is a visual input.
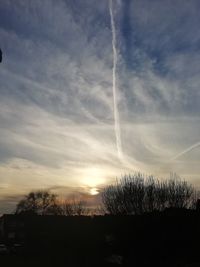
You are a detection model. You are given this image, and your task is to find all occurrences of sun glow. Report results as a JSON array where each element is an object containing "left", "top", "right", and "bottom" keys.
[
  {"left": 90, "top": 188, "right": 99, "bottom": 195},
  {"left": 81, "top": 167, "right": 106, "bottom": 194}
]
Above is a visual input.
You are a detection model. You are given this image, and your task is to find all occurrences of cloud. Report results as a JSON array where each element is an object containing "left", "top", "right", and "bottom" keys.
[{"left": 0, "top": 0, "right": 200, "bottom": 212}]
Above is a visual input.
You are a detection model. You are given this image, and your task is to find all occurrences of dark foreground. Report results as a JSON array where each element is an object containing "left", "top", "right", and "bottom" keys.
[{"left": 0, "top": 209, "right": 200, "bottom": 267}]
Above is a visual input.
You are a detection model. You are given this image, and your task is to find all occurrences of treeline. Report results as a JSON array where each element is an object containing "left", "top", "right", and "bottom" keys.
[
  {"left": 15, "top": 192, "right": 89, "bottom": 216},
  {"left": 15, "top": 173, "right": 200, "bottom": 216}
]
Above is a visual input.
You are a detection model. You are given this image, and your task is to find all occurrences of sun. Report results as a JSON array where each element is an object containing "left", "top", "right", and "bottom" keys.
[
  {"left": 81, "top": 167, "right": 106, "bottom": 195},
  {"left": 90, "top": 188, "right": 99, "bottom": 196}
]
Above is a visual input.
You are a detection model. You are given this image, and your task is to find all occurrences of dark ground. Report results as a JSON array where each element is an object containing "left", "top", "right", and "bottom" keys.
[{"left": 1, "top": 209, "right": 200, "bottom": 266}]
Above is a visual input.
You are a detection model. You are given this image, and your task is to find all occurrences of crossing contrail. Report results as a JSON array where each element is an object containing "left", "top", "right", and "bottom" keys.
[
  {"left": 109, "top": 0, "right": 123, "bottom": 159},
  {"left": 171, "top": 142, "right": 200, "bottom": 161}
]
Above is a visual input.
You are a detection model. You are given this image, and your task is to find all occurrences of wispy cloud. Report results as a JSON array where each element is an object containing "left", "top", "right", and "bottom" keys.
[{"left": 0, "top": 0, "right": 200, "bottom": 212}]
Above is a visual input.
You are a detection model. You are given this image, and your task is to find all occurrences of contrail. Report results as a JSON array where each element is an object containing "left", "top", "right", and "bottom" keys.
[
  {"left": 171, "top": 142, "right": 200, "bottom": 161},
  {"left": 109, "top": 0, "right": 123, "bottom": 159}
]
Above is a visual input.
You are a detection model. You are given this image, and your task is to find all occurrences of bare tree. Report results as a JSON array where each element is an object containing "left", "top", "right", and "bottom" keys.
[
  {"left": 60, "top": 198, "right": 89, "bottom": 216},
  {"left": 167, "top": 173, "right": 194, "bottom": 209},
  {"left": 102, "top": 174, "right": 146, "bottom": 215},
  {"left": 102, "top": 173, "right": 198, "bottom": 215},
  {"left": 15, "top": 190, "right": 61, "bottom": 215},
  {"left": 154, "top": 180, "right": 169, "bottom": 211}
]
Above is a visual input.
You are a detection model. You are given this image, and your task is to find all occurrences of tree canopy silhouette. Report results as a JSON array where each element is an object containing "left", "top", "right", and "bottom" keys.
[
  {"left": 15, "top": 190, "right": 61, "bottom": 215},
  {"left": 102, "top": 173, "right": 198, "bottom": 215},
  {"left": 60, "top": 199, "right": 89, "bottom": 216}
]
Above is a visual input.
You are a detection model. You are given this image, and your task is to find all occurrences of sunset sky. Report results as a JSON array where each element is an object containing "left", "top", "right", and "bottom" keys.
[{"left": 1, "top": 0, "right": 200, "bottom": 213}]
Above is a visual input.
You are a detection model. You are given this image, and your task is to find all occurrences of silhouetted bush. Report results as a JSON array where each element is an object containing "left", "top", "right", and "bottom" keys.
[{"left": 102, "top": 173, "right": 198, "bottom": 215}]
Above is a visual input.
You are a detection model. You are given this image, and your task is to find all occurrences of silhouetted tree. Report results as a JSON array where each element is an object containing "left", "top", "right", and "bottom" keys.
[
  {"left": 15, "top": 190, "right": 61, "bottom": 215},
  {"left": 167, "top": 173, "right": 194, "bottom": 208},
  {"left": 102, "top": 173, "right": 198, "bottom": 215},
  {"left": 60, "top": 199, "right": 89, "bottom": 216}
]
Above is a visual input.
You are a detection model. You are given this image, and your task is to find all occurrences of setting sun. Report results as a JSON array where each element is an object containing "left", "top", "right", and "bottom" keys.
[
  {"left": 81, "top": 167, "right": 106, "bottom": 188},
  {"left": 90, "top": 188, "right": 99, "bottom": 195}
]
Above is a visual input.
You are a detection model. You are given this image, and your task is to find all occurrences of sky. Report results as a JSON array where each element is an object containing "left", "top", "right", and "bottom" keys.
[{"left": 1, "top": 0, "right": 200, "bottom": 213}]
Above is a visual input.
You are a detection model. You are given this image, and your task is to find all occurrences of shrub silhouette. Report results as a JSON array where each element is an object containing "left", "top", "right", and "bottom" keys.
[{"left": 102, "top": 173, "right": 198, "bottom": 215}]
